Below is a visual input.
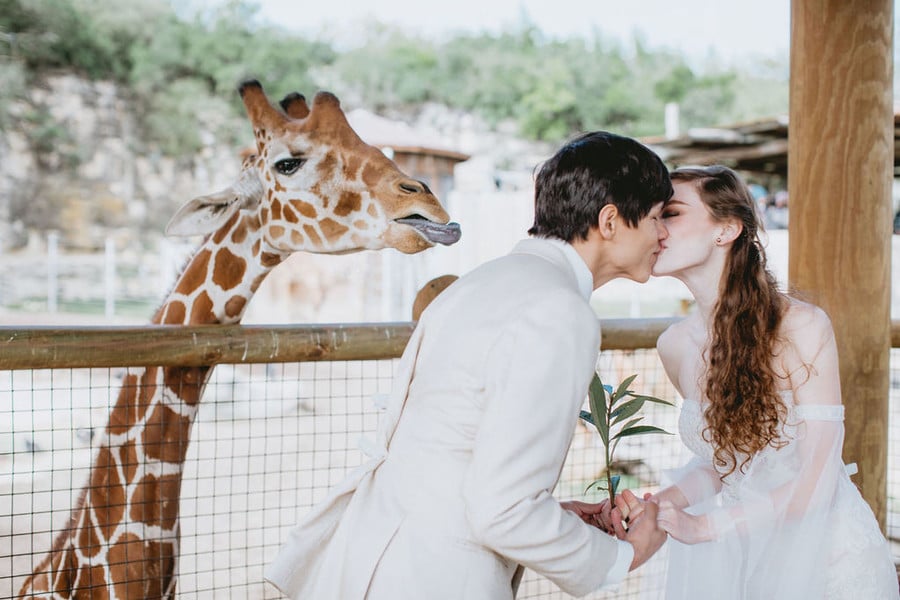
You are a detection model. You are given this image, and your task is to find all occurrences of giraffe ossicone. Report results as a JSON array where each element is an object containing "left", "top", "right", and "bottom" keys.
[{"left": 19, "top": 80, "right": 459, "bottom": 599}]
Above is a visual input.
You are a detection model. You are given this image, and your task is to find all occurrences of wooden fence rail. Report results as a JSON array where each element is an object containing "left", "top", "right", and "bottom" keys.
[{"left": 0, "top": 317, "right": 686, "bottom": 369}]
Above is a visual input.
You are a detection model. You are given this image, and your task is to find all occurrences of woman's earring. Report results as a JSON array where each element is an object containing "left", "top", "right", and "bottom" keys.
[{"left": 716, "top": 237, "right": 722, "bottom": 244}]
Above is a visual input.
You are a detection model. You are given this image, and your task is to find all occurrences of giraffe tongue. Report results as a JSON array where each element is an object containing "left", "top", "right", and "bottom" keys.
[{"left": 395, "top": 218, "right": 462, "bottom": 245}]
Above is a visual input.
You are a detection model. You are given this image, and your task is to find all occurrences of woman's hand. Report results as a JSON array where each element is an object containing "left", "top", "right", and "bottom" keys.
[{"left": 657, "top": 500, "right": 714, "bottom": 544}]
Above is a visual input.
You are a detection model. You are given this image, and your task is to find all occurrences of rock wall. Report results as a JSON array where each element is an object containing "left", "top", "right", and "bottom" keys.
[{"left": 0, "top": 73, "right": 244, "bottom": 253}]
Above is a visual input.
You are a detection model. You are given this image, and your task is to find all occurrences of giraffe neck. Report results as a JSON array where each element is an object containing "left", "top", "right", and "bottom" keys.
[
  {"left": 155, "top": 211, "right": 283, "bottom": 326},
  {"left": 19, "top": 212, "right": 286, "bottom": 599}
]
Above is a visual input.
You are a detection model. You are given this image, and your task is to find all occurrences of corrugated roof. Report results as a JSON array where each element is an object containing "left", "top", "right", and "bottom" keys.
[{"left": 642, "top": 112, "right": 900, "bottom": 176}]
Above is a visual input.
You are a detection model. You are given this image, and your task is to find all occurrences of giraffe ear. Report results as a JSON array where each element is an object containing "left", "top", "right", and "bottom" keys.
[{"left": 165, "top": 190, "right": 246, "bottom": 236}]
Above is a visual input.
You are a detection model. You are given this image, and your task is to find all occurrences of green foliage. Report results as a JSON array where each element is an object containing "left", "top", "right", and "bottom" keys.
[
  {"left": 579, "top": 373, "right": 674, "bottom": 504},
  {"left": 328, "top": 22, "right": 440, "bottom": 109},
  {"left": 0, "top": 60, "right": 27, "bottom": 130},
  {"left": 0, "top": 0, "right": 130, "bottom": 79},
  {"left": 0, "top": 0, "right": 789, "bottom": 155}
]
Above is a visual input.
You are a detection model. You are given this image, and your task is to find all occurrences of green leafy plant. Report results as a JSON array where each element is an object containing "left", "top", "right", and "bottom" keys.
[{"left": 578, "top": 373, "right": 675, "bottom": 505}]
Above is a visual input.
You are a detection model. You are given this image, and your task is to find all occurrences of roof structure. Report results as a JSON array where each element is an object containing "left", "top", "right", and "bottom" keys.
[
  {"left": 643, "top": 111, "right": 900, "bottom": 177},
  {"left": 346, "top": 109, "right": 470, "bottom": 162}
]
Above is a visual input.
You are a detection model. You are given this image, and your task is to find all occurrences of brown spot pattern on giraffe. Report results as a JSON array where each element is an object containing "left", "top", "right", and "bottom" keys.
[
  {"left": 291, "top": 199, "right": 317, "bottom": 219},
  {"left": 108, "top": 533, "right": 174, "bottom": 599},
  {"left": 225, "top": 295, "right": 247, "bottom": 318},
  {"left": 343, "top": 154, "right": 362, "bottom": 179},
  {"left": 212, "top": 247, "right": 247, "bottom": 291},
  {"left": 319, "top": 218, "right": 350, "bottom": 242},
  {"left": 335, "top": 191, "right": 361, "bottom": 216},
  {"left": 231, "top": 220, "right": 249, "bottom": 244},
  {"left": 120, "top": 439, "right": 140, "bottom": 485},
  {"left": 212, "top": 212, "right": 240, "bottom": 245},
  {"left": 75, "top": 565, "right": 110, "bottom": 600},
  {"left": 107, "top": 368, "right": 156, "bottom": 437},
  {"left": 129, "top": 473, "right": 181, "bottom": 529},
  {"left": 260, "top": 252, "right": 282, "bottom": 268},
  {"left": 161, "top": 301, "right": 186, "bottom": 325},
  {"left": 174, "top": 250, "right": 211, "bottom": 296},
  {"left": 89, "top": 446, "right": 127, "bottom": 540},
  {"left": 317, "top": 151, "right": 337, "bottom": 180},
  {"left": 108, "top": 374, "right": 139, "bottom": 436},
  {"left": 163, "top": 366, "right": 209, "bottom": 406},
  {"left": 362, "top": 162, "right": 380, "bottom": 187},
  {"left": 77, "top": 506, "right": 103, "bottom": 558},
  {"left": 250, "top": 273, "right": 267, "bottom": 293},
  {"left": 141, "top": 403, "right": 193, "bottom": 463},
  {"left": 303, "top": 224, "right": 323, "bottom": 246},
  {"left": 282, "top": 203, "right": 298, "bottom": 223},
  {"left": 189, "top": 291, "right": 216, "bottom": 324}
]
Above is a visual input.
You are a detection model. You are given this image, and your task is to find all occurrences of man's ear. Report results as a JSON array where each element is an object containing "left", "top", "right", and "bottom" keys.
[
  {"left": 717, "top": 220, "right": 743, "bottom": 245},
  {"left": 597, "top": 204, "right": 618, "bottom": 240}
]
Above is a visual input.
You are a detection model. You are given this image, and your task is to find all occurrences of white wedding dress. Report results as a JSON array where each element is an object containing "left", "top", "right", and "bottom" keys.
[{"left": 665, "top": 391, "right": 898, "bottom": 599}]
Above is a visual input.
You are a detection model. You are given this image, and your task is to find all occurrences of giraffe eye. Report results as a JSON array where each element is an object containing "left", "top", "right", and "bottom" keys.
[{"left": 275, "top": 157, "right": 306, "bottom": 175}]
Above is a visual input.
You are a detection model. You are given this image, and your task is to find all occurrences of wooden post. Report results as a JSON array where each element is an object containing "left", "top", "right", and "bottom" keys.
[{"left": 789, "top": 0, "right": 893, "bottom": 529}]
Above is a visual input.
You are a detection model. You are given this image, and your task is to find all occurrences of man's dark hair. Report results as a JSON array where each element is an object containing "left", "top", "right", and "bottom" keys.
[{"left": 528, "top": 131, "right": 673, "bottom": 242}]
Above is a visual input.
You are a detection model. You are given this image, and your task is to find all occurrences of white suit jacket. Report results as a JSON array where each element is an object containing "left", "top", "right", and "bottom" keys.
[{"left": 267, "top": 238, "right": 624, "bottom": 599}]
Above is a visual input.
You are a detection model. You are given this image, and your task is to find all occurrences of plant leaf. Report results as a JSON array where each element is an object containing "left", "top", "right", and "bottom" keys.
[
  {"left": 631, "top": 394, "right": 677, "bottom": 407},
  {"left": 610, "top": 397, "right": 645, "bottom": 425},
  {"left": 617, "top": 425, "right": 672, "bottom": 439},
  {"left": 578, "top": 410, "right": 595, "bottom": 427},
  {"left": 610, "top": 474, "right": 620, "bottom": 495},
  {"left": 584, "top": 479, "right": 607, "bottom": 495},
  {"left": 613, "top": 416, "right": 644, "bottom": 439},
  {"left": 611, "top": 417, "right": 643, "bottom": 456},
  {"left": 612, "top": 374, "right": 638, "bottom": 401},
  {"left": 588, "top": 374, "right": 609, "bottom": 447}
]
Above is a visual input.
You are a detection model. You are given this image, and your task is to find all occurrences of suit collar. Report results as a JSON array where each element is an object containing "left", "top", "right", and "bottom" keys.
[{"left": 510, "top": 237, "right": 594, "bottom": 301}]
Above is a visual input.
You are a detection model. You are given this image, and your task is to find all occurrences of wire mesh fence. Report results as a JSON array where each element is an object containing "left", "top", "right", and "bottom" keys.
[{"left": 1, "top": 327, "right": 897, "bottom": 599}]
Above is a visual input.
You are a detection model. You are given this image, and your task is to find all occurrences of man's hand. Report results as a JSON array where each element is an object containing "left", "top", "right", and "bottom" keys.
[
  {"left": 619, "top": 490, "right": 667, "bottom": 570},
  {"left": 560, "top": 500, "right": 609, "bottom": 529}
]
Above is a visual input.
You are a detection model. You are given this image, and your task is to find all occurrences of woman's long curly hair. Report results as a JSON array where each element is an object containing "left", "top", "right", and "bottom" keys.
[{"left": 671, "top": 166, "right": 788, "bottom": 478}]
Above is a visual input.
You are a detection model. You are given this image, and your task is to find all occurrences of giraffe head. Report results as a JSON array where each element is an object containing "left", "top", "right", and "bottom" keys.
[{"left": 166, "top": 80, "right": 460, "bottom": 255}]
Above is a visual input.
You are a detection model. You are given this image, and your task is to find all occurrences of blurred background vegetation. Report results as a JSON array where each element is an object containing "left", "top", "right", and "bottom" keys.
[{"left": 0, "top": 0, "right": 789, "bottom": 159}]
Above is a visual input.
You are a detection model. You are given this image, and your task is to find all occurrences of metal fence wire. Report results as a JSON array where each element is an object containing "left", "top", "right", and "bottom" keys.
[{"left": 1, "top": 327, "right": 897, "bottom": 599}]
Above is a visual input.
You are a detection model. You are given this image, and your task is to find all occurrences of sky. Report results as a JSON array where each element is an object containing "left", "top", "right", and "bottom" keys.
[{"left": 193, "top": 0, "right": 793, "bottom": 65}]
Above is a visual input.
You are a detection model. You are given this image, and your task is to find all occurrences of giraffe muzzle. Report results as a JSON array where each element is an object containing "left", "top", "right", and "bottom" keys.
[{"left": 394, "top": 217, "right": 462, "bottom": 246}]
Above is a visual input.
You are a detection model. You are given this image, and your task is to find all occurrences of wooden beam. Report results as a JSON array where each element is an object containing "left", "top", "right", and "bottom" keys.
[
  {"left": 789, "top": 0, "right": 893, "bottom": 529},
  {"left": 0, "top": 323, "right": 417, "bottom": 369},
  {"left": 0, "top": 318, "right": 684, "bottom": 370}
]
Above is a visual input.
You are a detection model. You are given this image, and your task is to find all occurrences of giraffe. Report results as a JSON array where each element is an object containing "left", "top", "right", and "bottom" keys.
[{"left": 18, "top": 80, "right": 461, "bottom": 599}]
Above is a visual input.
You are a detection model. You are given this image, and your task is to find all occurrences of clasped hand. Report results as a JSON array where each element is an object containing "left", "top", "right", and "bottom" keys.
[
  {"left": 562, "top": 490, "right": 666, "bottom": 571},
  {"left": 567, "top": 491, "right": 649, "bottom": 538},
  {"left": 566, "top": 491, "right": 713, "bottom": 546}
]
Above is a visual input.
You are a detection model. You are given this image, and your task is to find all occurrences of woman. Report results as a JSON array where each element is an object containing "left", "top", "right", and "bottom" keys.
[{"left": 648, "top": 165, "right": 897, "bottom": 598}]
